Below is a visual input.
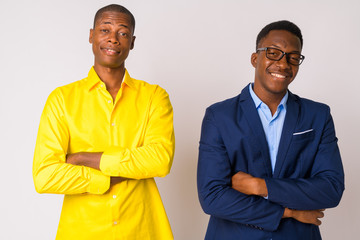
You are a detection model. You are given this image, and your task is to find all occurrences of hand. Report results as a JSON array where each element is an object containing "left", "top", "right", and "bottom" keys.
[
  {"left": 111, "top": 177, "right": 126, "bottom": 186},
  {"left": 283, "top": 208, "right": 325, "bottom": 226},
  {"left": 66, "top": 152, "right": 102, "bottom": 170},
  {"left": 231, "top": 171, "right": 268, "bottom": 197}
]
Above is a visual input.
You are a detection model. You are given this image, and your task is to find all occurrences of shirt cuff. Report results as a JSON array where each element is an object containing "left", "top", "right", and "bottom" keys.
[
  {"left": 88, "top": 168, "right": 110, "bottom": 194},
  {"left": 100, "top": 147, "right": 128, "bottom": 176}
]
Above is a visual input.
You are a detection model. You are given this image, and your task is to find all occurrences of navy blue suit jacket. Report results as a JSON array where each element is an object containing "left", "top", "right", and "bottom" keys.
[{"left": 197, "top": 84, "right": 344, "bottom": 240}]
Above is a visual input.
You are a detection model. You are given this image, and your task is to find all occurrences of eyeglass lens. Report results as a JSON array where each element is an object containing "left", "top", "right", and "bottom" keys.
[{"left": 266, "top": 48, "right": 303, "bottom": 65}]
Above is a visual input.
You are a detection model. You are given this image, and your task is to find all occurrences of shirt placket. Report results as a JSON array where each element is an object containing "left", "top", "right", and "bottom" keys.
[{"left": 98, "top": 82, "right": 123, "bottom": 238}]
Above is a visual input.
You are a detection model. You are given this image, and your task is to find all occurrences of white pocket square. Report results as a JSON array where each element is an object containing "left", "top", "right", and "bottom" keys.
[{"left": 293, "top": 129, "right": 313, "bottom": 135}]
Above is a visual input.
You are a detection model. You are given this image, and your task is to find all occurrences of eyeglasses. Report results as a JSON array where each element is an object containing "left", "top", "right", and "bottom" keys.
[{"left": 257, "top": 47, "right": 305, "bottom": 66}]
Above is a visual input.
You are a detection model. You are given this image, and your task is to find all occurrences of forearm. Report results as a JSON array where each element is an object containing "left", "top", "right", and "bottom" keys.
[
  {"left": 205, "top": 172, "right": 325, "bottom": 228},
  {"left": 282, "top": 208, "right": 324, "bottom": 226},
  {"left": 199, "top": 183, "right": 284, "bottom": 231},
  {"left": 66, "top": 152, "right": 127, "bottom": 187},
  {"left": 33, "top": 160, "right": 110, "bottom": 195},
  {"left": 34, "top": 135, "right": 109, "bottom": 195},
  {"left": 66, "top": 152, "right": 102, "bottom": 170},
  {"left": 100, "top": 142, "right": 174, "bottom": 179},
  {"left": 66, "top": 140, "right": 174, "bottom": 180},
  {"left": 231, "top": 173, "right": 327, "bottom": 226},
  {"left": 232, "top": 169, "right": 343, "bottom": 210},
  {"left": 266, "top": 175, "right": 344, "bottom": 210},
  {"left": 231, "top": 171, "right": 268, "bottom": 197}
]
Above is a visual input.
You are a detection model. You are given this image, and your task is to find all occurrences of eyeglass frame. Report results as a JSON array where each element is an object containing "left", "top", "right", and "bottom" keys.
[{"left": 256, "top": 47, "right": 305, "bottom": 66}]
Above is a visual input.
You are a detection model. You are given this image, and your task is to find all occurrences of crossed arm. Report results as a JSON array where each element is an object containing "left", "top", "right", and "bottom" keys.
[
  {"left": 231, "top": 171, "right": 324, "bottom": 226},
  {"left": 66, "top": 152, "right": 101, "bottom": 170},
  {"left": 33, "top": 87, "right": 174, "bottom": 195},
  {"left": 66, "top": 152, "right": 125, "bottom": 185},
  {"left": 197, "top": 107, "right": 344, "bottom": 231}
]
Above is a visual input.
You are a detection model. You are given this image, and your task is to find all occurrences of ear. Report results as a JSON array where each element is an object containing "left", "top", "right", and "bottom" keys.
[
  {"left": 130, "top": 36, "right": 136, "bottom": 50},
  {"left": 89, "top": 29, "right": 94, "bottom": 44},
  {"left": 251, "top": 52, "right": 258, "bottom": 68}
]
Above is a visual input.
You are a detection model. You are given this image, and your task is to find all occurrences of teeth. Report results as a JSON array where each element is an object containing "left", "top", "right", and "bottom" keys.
[
  {"left": 104, "top": 48, "right": 117, "bottom": 53},
  {"left": 271, "top": 73, "right": 286, "bottom": 78}
]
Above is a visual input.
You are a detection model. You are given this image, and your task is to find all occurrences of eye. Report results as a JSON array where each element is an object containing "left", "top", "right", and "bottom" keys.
[
  {"left": 289, "top": 54, "right": 301, "bottom": 61},
  {"left": 100, "top": 29, "right": 109, "bottom": 33},
  {"left": 119, "top": 32, "right": 128, "bottom": 37},
  {"left": 267, "top": 49, "right": 281, "bottom": 57}
]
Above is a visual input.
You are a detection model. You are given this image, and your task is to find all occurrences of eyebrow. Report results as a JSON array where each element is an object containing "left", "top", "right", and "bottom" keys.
[
  {"left": 101, "top": 22, "right": 129, "bottom": 29},
  {"left": 269, "top": 44, "right": 301, "bottom": 53},
  {"left": 270, "top": 44, "right": 282, "bottom": 49}
]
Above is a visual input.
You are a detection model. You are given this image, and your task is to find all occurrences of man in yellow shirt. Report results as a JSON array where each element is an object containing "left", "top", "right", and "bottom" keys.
[{"left": 33, "top": 4, "right": 175, "bottom": 240}]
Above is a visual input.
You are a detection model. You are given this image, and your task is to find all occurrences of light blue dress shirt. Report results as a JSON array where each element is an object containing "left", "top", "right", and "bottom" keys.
[{"left": 249, "top": 84, "right": 288, "bottom": 172}]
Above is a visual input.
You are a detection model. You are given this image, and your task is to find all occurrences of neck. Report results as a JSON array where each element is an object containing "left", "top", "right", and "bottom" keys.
[
  {"left": 261, "top": 95, "right": 284, "bottom": 116},
  {"left": 253, "top": 87, "right": 286, "bottom": 116},
  {"left": 93, "top": 65, "right": 125, "bottom": 101}
]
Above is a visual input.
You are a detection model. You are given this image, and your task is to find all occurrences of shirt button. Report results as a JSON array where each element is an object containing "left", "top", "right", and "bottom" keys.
[
  {"left": 108, "top": 100, "right": 111, "bottom": 103},
  {"left": 113, "top": 195, "right": 116, "bottom": 199},
  {"left": 113, "top": 221, "right": 118, "bottom": 225},
  {"left": 111, "top": 123, "right": 115, "bottom": 126}
]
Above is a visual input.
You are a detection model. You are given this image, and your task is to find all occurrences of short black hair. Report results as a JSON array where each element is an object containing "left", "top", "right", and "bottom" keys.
[
  {"left": 93, "top": 4, "right": 135, "bottom": 33},
  {"left": 256, "top": 20, "right": 303, "bottom": 50}
]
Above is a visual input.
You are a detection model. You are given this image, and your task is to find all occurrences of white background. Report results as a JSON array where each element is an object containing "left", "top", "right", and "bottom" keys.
[{"left": 1, "top": 0, "right": 359, "bottom": 239}]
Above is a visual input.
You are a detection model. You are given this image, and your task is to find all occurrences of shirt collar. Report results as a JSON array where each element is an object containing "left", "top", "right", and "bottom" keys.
[
  {"left": 249, "top": 83, "right": 288, "bottom": 110},
  {"left": 85, "top": 67, "right": 135, "bottom": 91}
]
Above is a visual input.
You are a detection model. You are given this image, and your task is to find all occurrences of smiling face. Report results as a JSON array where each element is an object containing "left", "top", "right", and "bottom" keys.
[
  {"left": 89, "top": 11, "right": 135, "bottom": 71},
  {"left": 251, "top": 30, "right": 302, "bottom": 101}
]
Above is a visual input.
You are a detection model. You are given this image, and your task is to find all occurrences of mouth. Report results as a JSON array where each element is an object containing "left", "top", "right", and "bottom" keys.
[
  {"left": 102, "top": 47, "right": 120, "bottom": 55},
  {"left": 269, "top": 72, "right": 291, "bottom": 80}
]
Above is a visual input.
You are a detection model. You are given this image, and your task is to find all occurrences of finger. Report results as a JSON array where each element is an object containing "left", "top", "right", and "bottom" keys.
[
  {"left": 237, "top": 171, "right": 251, "bottom": 177},
  {"left": 316, "top": 219, "right": 322, "bottom": 226},
  {"left": 318, "top": 211, "right": 325, "bottom": 218}
]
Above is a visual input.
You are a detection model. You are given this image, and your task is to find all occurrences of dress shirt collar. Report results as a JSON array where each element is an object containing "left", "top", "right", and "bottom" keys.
[
  {"left": 249, "top": 83, "right": 288, "bottom": 111},
  {"left": 85, "top": 67, "right": 135, "bottom": 91}
]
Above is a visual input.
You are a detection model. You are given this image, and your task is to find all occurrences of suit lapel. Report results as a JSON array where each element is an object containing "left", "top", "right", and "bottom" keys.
[
  {"left": 273, "top": 92, "right": 300, "bottom": 177},
  {"left": 239, "top": 85, "right": 273, "bottom": 177}
]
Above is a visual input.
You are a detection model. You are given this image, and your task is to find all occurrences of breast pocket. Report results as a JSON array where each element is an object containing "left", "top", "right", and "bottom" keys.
[
  {"left": 282, "top": 130, "right": 316, "bottom": 177},
  {"left": 292, "top": 129, "right": 315, "bottom": 142}
]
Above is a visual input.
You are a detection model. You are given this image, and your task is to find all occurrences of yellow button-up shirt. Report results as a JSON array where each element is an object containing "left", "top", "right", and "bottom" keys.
[{"left": 33, "top": 67, "right": 175, "bottom": 240}]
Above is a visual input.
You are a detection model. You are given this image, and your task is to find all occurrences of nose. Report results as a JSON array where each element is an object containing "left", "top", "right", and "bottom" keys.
[
  {"left": 108, "top": 31, "right": 119, "bottom": 45},
  {"left": 276, "top": 54, "right": 291, "bottom": 69}
]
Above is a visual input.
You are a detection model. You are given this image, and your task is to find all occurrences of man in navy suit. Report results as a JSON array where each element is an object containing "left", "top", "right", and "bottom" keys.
[{"left": 197, "top": 20, "right": 344, "bottom": 240}]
